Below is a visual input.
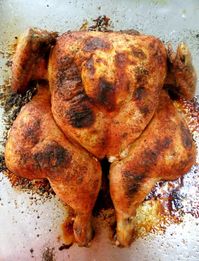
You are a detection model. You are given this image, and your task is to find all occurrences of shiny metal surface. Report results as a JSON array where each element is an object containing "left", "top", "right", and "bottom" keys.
[{"left": 0, "top": 1, "right": 198, "bottom": 260}]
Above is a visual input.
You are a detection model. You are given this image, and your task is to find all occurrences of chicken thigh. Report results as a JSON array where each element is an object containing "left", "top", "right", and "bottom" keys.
[
  {"left": 110, "top": 90, "right": 196, "bottom": 246},
  {"left": 5, "top": 83, "right": 102, "bottom": 246}
]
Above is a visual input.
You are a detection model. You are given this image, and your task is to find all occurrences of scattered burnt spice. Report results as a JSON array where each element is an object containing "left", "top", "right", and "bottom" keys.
[
  {"left": 0, "top": 80, "right": 37, "bottom": 164},
  {"left": 146, "top": 176, "right": 186, "bottom": 217},
  {"left": 42, "top": 247, "right": 55, "bottom": 261},
  {"left": 1, "top": 80, "right": 37, "bottom": 122},
  {"left": 5, "top": 60, "right": 12, "bottom": 67},
  {"left": 7, "top": 172, "right": 55, "bottom": 196},
  {"left": 0, "top": 79, "right": 55, "bottom": 195},
  {"left": 0, "top": 153, "right": 7, "bottom": 172},
  {"left": 30, "top": 248, "right": 34, "bottom": 258},
  {"left": 170, "top": 190, "right": 184, "bottom": 211},
  {"left": 88, "top": 15, "right": 111, "bottom": 32},
  {"left": 58, "top": 243, "right": 73, "bottom": 251},
  {"left": 175, "top": 96, "right": 199, "bottom": 134}
]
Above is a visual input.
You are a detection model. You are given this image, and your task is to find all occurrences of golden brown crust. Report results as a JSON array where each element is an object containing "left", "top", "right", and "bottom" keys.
[
  {"left": 49, "top": 31, "right": 167, "bottom": 158},
  {"left": 12, "top": 28, "right": 57, "bottom": 92},
  {"left": 166, "top": 43, "right": 197, "bottom": 99},
  {"left": 109, "top": 90, "right": 196, "bottom": 246},
  {"left": 5, "top": 84, "right": 102, "bottom": 246}
]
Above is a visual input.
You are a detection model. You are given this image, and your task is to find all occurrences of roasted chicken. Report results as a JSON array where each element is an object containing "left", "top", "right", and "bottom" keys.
[{"left": 5, "top": 28, "right": 196, "bottom": 246}]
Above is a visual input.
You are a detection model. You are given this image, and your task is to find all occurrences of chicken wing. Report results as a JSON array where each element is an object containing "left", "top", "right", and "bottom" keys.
[
  {"left": 166, "top": 42, "right": 197, "bottom": 99},
  {"left": 12, "top": 28, "right": 57, "bottom": 92}
]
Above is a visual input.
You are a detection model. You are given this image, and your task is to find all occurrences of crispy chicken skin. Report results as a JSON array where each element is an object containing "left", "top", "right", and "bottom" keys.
[
  {"left": 110, "top": 90, "right": 196, "bottom": 246},
  {"left": 5, "top": 84, "right": 102, "bottom": 246},
  {"left": 166, "top": 42, "right": 197, "bottom": 99},
  {"left": 12, "top": 28, "right": 57, "bottom": 92},
  {"left": 49, "top": 31, "right": 167, "bottom": 159},
  {"left": 7, "top": 28, "right": 197, "bottom": 247}
]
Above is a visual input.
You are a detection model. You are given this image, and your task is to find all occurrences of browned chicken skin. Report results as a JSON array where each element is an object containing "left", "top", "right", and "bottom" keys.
[
  {"left": 5, "top": 28, "right": 197, "bottom": 247},
  {"left": 5, "top": 84, "right": 102, "bottom": 246},
  {"left": 166, "top": 42, "right": 197, "bottom": 99},
  {"left": 110, "top": 90, "right": 196, "bottom": 246},
  {"left": 49, "top": 31, "right": 168, "bottom": 159},
  {"left": 12, "top": 28, "right": 58, "bottom": 92}
]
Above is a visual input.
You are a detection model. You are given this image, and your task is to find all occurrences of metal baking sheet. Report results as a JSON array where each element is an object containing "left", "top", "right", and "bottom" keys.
[{"left": 0, "top": 0, "right": 199, "bottom": 260}]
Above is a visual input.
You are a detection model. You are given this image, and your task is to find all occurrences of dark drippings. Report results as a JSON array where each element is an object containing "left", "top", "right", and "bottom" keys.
[
  {"left": 88, "top": 15, "right": 111, "bottom": 32},
  {"left": 93, "top": 158, "right": 113, "bottom": 216}
]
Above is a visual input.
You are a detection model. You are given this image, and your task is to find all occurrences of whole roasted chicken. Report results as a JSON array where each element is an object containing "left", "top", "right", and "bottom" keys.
[{"left": 5, "top": 28, "right": 196, "bottom": 247}]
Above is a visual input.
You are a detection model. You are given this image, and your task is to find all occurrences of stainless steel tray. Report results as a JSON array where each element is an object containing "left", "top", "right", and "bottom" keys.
[{"left": 0, "top": 1, "right": 198, "bottom": 260}]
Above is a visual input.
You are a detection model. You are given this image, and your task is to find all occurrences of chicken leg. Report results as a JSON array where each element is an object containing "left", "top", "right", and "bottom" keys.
[
  {"left": 5, "top": 83, "right": 102, "bottom": 246},
  {"left": 110, "top": 90, "right": 196, "bottom": 246}
]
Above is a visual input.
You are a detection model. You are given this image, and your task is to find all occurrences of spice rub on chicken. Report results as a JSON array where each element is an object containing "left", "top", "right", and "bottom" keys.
[{"left": 5, "top": 28, "right": 196, "bottom": 247}]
